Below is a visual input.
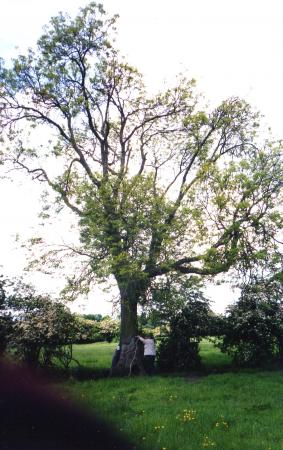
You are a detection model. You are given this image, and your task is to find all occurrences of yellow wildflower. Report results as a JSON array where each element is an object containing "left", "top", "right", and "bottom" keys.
[{"left": 202, "top": 435, "right": 216, "bottom": 447}]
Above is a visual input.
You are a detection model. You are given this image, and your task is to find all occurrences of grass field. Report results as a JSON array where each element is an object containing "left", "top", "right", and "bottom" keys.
[{"left": 60, "top": 341, "right": 283, "bottom": 450}]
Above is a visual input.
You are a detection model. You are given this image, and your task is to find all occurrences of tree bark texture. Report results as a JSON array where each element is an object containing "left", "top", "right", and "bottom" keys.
[
  {"left": 117, "top": 278, "right": 144, "bottom": 343},
  {"left": 111, "top": 279, "right": 146, "bottom": 375},
  {"left": 112, "top": 337, "right": 145, "bottom": 376}
]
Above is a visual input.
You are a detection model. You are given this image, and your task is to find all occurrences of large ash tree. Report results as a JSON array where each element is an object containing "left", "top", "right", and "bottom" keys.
[{"left": 1, "top": 3, "right": 283, "bottom": 373}]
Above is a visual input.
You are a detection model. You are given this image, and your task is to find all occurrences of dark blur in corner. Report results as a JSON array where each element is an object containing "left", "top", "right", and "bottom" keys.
[{"left": 0, "top": 359, "right": 136, "bottom": 450}]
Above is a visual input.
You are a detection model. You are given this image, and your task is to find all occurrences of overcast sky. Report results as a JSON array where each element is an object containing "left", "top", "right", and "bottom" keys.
[{"left": 1, "top": 0, "right": 282, "bottom": 314}]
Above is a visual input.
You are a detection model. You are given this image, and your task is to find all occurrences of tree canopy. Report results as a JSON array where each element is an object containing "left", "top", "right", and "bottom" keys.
[{"left": 1, "top": 3, "right": 283, "bottom": 370}]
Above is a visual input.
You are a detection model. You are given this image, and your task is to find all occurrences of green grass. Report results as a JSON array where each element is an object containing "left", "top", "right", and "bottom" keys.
[
  {"left": 200, "top": 339, "right": 232, "bottom": 371},
  {"left": 70, "top": 339, "right": 231, "bottom": 374},
  {"left": 59, "top": 342, "right": 283, "bottom": 450},
  {"left": 71, "top": 341, "right": 116, "bottom": 370}
]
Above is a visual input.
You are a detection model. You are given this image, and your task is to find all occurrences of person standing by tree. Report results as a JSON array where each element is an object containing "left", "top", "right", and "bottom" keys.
[{"left": 137, "top": 334, "right": 156, "bottom": 375}]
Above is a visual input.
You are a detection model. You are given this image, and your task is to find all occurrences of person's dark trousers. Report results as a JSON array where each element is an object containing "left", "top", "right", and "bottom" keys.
[{"left": 144, "top": 355, "right": 155, "bottom": 375}]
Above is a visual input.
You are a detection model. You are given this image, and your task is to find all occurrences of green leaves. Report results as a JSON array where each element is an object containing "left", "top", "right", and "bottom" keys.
[
  {"left": 221, "top": 279, "right": 283, "bottom": 366},
  {"left": 0, "top": 277, "right": 84, "bottom": 367}
]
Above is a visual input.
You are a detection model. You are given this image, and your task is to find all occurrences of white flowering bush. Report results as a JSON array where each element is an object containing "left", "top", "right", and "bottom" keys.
[
  {"left": 75, "top": 316, "right": 120, "bottom": 343},
  {"left": 96, "top": 316, "right": 120, "bottom": 342},
  {"left": 10, "top": 298, "right": 80, "bottom": 367},
  {"left": 73, "top": 317, "right": 102, "bottom": 343},
  {"left": 0, "top": 278, "right": 91, "bottom": 368},
  {"left": 220, "top": 279, "right": 283, "bottom": 366}
]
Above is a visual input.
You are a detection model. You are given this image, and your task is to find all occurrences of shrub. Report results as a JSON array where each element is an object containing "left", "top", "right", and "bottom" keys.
[
  {"left": 0, "top": 278, "right": 83, "bottom": 368},
  {"left": 157, "top": 293, "right": 213, "bottom": 372},
  {"left": 10, "top": 296, "right": 81, "bottom": 368},
  {"left": 72, "top": 315, "right": 120, "bottom": 344},
  {"left": 158, "top": 334, "right": 200, "bottom": 372},
  {"left": 97, "top": 316, "right": 119, "bottom": 342},
  {"left": 220, "top": 279, "right": 283, "bottom": 367},
  {"left": 73, "top": 317, "right": 103, "bottom": 344}
]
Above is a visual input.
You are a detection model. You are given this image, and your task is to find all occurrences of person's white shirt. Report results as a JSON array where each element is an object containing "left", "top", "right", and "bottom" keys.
[{"left": 137, "top": 336, "right": 156, "bottom": 356}]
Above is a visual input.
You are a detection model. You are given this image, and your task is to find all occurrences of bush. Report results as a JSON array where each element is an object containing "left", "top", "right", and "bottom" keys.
[
  {"left": 157, "top": 293, "right": 213, "bottom": 372},
  {"left": 97, "top": 316, "right": 119, "bottom": 342},
  {"left": 220, "top": 279, "right": 283, "bottom": 367},
  {"left": 70, "top": 315, "right": 120, "bottom": 344},
  {"left": 73, "top": 317, "right": 103, "bottom": 344},
  {"left": 158, "top": 334, "right": 201, "bottom": 372},
  {"left": 10, "top": 296, "right": 81, "bottom": 368},
  {"left": 0, "top": 278, "right": 84, "bottom": 368}
]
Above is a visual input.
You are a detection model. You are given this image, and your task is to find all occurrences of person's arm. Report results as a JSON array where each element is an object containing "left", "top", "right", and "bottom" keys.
[{"left": 137, "top": 335, "right": 145, "bottom": 343}]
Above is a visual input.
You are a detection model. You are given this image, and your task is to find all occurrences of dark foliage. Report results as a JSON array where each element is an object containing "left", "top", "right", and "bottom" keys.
[
  {"left": 0, "top": 276, "right": 13, "bottom": 354},
  {"left": 157, "top": 288, "right": 214, "bottom": 372},
  {"left": 82, "top": 313, "right": 103, "bottom": 322}
]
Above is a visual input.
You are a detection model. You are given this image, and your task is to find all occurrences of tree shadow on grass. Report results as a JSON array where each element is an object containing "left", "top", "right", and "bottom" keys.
[
  {"left": 42, "top": 359, "right": 283, "bottom": 382},
  {"left": 155, "top": 359, "right": 283, "bottom": 382}
]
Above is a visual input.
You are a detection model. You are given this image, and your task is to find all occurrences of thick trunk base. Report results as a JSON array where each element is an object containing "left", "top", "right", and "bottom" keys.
[{"left": 111, "top": 337, "right": 146, "bottom": 376}]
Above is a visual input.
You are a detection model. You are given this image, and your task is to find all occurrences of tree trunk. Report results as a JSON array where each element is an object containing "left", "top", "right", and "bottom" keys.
[{"left": 111, "top": 279, "right": 146, "bottom": 376}]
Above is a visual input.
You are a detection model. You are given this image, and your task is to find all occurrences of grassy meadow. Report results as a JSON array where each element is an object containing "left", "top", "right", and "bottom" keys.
[{"left": 59, "top": 341, "right": 283, "bottom": 450}]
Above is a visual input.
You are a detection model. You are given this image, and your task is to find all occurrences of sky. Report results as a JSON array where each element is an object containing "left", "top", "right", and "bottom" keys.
[{"left": 1, "top": 0, "right": 283, "bottom": 315}]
